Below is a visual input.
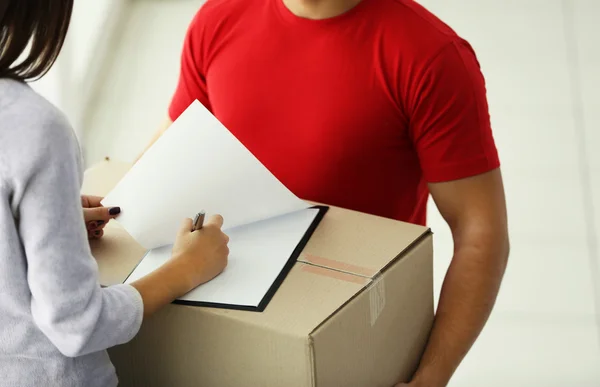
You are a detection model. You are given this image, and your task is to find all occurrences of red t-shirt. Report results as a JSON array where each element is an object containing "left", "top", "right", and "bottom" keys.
[{"left": 169, "top": 0, "right": 500, "bottom": 226}]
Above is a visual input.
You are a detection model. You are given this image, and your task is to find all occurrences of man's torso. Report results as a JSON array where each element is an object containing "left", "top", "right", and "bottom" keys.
[{"left": 171, "top": 0, "right": 478, "bottom": 225}]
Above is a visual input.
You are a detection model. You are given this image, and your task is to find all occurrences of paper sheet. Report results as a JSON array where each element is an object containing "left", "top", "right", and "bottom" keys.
[
  {"left": 102, "top": 101, "right": 307, "bottom": 249},
  {"left": 125, "top": 208, "right": 320, "bottom": 308}
]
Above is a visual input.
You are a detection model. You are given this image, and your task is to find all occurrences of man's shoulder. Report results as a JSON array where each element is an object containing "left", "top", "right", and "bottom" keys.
[
  {"left": 381, "top": 0, "right": 459, "bottom": 38},
  {"left": 378, "top": 0, "right": 467, "bottom": 59},
  {"left": 193, "top": 0, "right": 257, "bottom": 25}
]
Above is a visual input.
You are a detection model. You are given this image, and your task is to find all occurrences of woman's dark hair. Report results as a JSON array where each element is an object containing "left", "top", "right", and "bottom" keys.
[{"left": 0, "top": 0, "right": 74, "bottom": 81}]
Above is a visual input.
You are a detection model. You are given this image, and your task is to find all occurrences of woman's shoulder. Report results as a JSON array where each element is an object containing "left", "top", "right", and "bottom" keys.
[
  {"left": 0, "top": 78, "right": 79, "bottom": 181},
  {"left": 0, "top": 78, "right": 75, "bottom": 152}
]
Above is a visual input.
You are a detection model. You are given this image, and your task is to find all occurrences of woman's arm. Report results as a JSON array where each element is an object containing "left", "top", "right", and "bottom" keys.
[
  {"left": 16, "top": 114, "right": 143, "bottom": 357},
  {"left": 17, "top": 112, "right": 227, "bottom": 357}
]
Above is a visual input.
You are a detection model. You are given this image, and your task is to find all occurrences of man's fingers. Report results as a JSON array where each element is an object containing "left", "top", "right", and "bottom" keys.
[{"left": 205, "top": 214, "right": 224, "bottom": 229}]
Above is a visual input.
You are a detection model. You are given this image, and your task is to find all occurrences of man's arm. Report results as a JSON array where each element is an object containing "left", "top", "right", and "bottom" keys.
[
  {"left": 398, "top": 168, "right": 510, "bottom": 387},
  {"left": 135, "top": 117, "right": 173, "bottom": 162}
]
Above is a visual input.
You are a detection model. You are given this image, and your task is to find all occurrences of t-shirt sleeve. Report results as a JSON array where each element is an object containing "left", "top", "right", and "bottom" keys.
[
  {"left": 169, "top": 8, "right": 212, "bottom": 121},
  {"left": 408, "top": 40, "right": 500, "bottom": 183}
]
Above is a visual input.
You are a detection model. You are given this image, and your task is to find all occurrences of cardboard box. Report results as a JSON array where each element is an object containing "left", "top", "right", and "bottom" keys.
[{"left": 83, "top": 159, "right": 434, "bottom": 387}]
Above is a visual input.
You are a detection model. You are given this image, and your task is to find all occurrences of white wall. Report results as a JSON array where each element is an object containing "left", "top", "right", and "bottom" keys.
[
  {"left": 83, "top": 0, "right": 203, "bottom": 166},
  {"left": 30, "top": 0, "right": 128, "bottom": 140}
]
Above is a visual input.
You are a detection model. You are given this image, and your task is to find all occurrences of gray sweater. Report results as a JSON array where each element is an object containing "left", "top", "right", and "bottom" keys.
[{"left": 0, "top": 79, "right": 143, "bottom": 386}]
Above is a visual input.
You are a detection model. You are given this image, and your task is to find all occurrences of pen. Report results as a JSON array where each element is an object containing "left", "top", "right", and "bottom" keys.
[{"left": 192, "top": 211, "right": 206, "bottom": 232}]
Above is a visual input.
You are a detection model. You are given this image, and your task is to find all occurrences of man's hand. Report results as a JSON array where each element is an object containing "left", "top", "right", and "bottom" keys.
[
  {"left": 400, "top": 169, "right": 509, "bottom": 387},
  {"left": 81, "top": 195, "right": 120, "bottom": 239}
]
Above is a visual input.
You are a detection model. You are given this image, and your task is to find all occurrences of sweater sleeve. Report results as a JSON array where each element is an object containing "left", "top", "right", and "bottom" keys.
[{"left": 16, "top": 111, "right": 143, "bottom": 358}]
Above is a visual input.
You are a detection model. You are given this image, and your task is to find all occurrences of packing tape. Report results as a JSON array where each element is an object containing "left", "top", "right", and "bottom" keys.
[
  {"left": 301, "top": 254, "right": 378, "bottom": 278},
  {"left": 301, "top": 265, "right": 369, "bottom": 285},
  {"left": 300, "top": 254, "right": 385, "bottom": 324},
  {"left": 367, "top": 273, "right": 386, "bottom": 327}
]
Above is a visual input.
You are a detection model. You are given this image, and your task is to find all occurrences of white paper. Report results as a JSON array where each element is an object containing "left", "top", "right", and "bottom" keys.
[
  {"left": 125, "top": 208, "right": 320, "bottom": 308},
  {"left": 102, "top": 100, "right": 307, "bottom": 249}
]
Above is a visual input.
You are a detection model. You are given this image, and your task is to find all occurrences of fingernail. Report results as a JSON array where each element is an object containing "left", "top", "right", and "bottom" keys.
[
  {"left": 109, "top": 207, "right": 121, "bottom": 215},
  {"left": 87, "top": 222, "right": 96, "bottom": 229}
]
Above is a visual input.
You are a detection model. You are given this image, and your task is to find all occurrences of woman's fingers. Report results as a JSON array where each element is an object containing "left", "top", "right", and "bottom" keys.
[
  {"left": 81, "top": 195, "right": 104, "bottom": 208},
  {"left": 86, "top": 220, "right": 106, "bottom": 230},
  {"left": 88, "top": 229, "right": 104, "bottom": 240}
]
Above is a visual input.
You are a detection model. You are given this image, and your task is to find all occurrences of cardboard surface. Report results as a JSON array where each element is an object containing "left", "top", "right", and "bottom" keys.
[
  {"left": 84, "top": 159, "right": 434, "bottom": 386},
  {"left": 312, "top": 238, "right": 434, "bottom": 387}
]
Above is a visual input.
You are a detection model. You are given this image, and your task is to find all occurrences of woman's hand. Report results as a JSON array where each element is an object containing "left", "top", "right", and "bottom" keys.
[
  {"left": 171, "top": 215, "right": 230, "bottom": 292},
  {"left": 81, "top": 195, "right": 120, "bottom": 240},
  {"left": 130, "top": 214, "right": 230, "bottom": 318}
]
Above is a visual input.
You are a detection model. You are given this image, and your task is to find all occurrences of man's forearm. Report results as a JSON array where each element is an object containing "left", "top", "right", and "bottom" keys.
[{"left": 411, "top": 235, "right": 509, "bottom": 386}]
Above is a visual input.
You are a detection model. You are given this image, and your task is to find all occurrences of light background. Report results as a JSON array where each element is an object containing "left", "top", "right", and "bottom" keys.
[{"left": 49, "top": 0, "right": 600, "bottom": 385}]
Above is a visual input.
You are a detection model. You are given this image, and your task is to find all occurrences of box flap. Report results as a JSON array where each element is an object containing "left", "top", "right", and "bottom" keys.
[
  {"left": 298, "top": 205, "right": 430, "bottom": 279},
  {"left": 89, "top": 222, "right": 146, "bottom": 287}
]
